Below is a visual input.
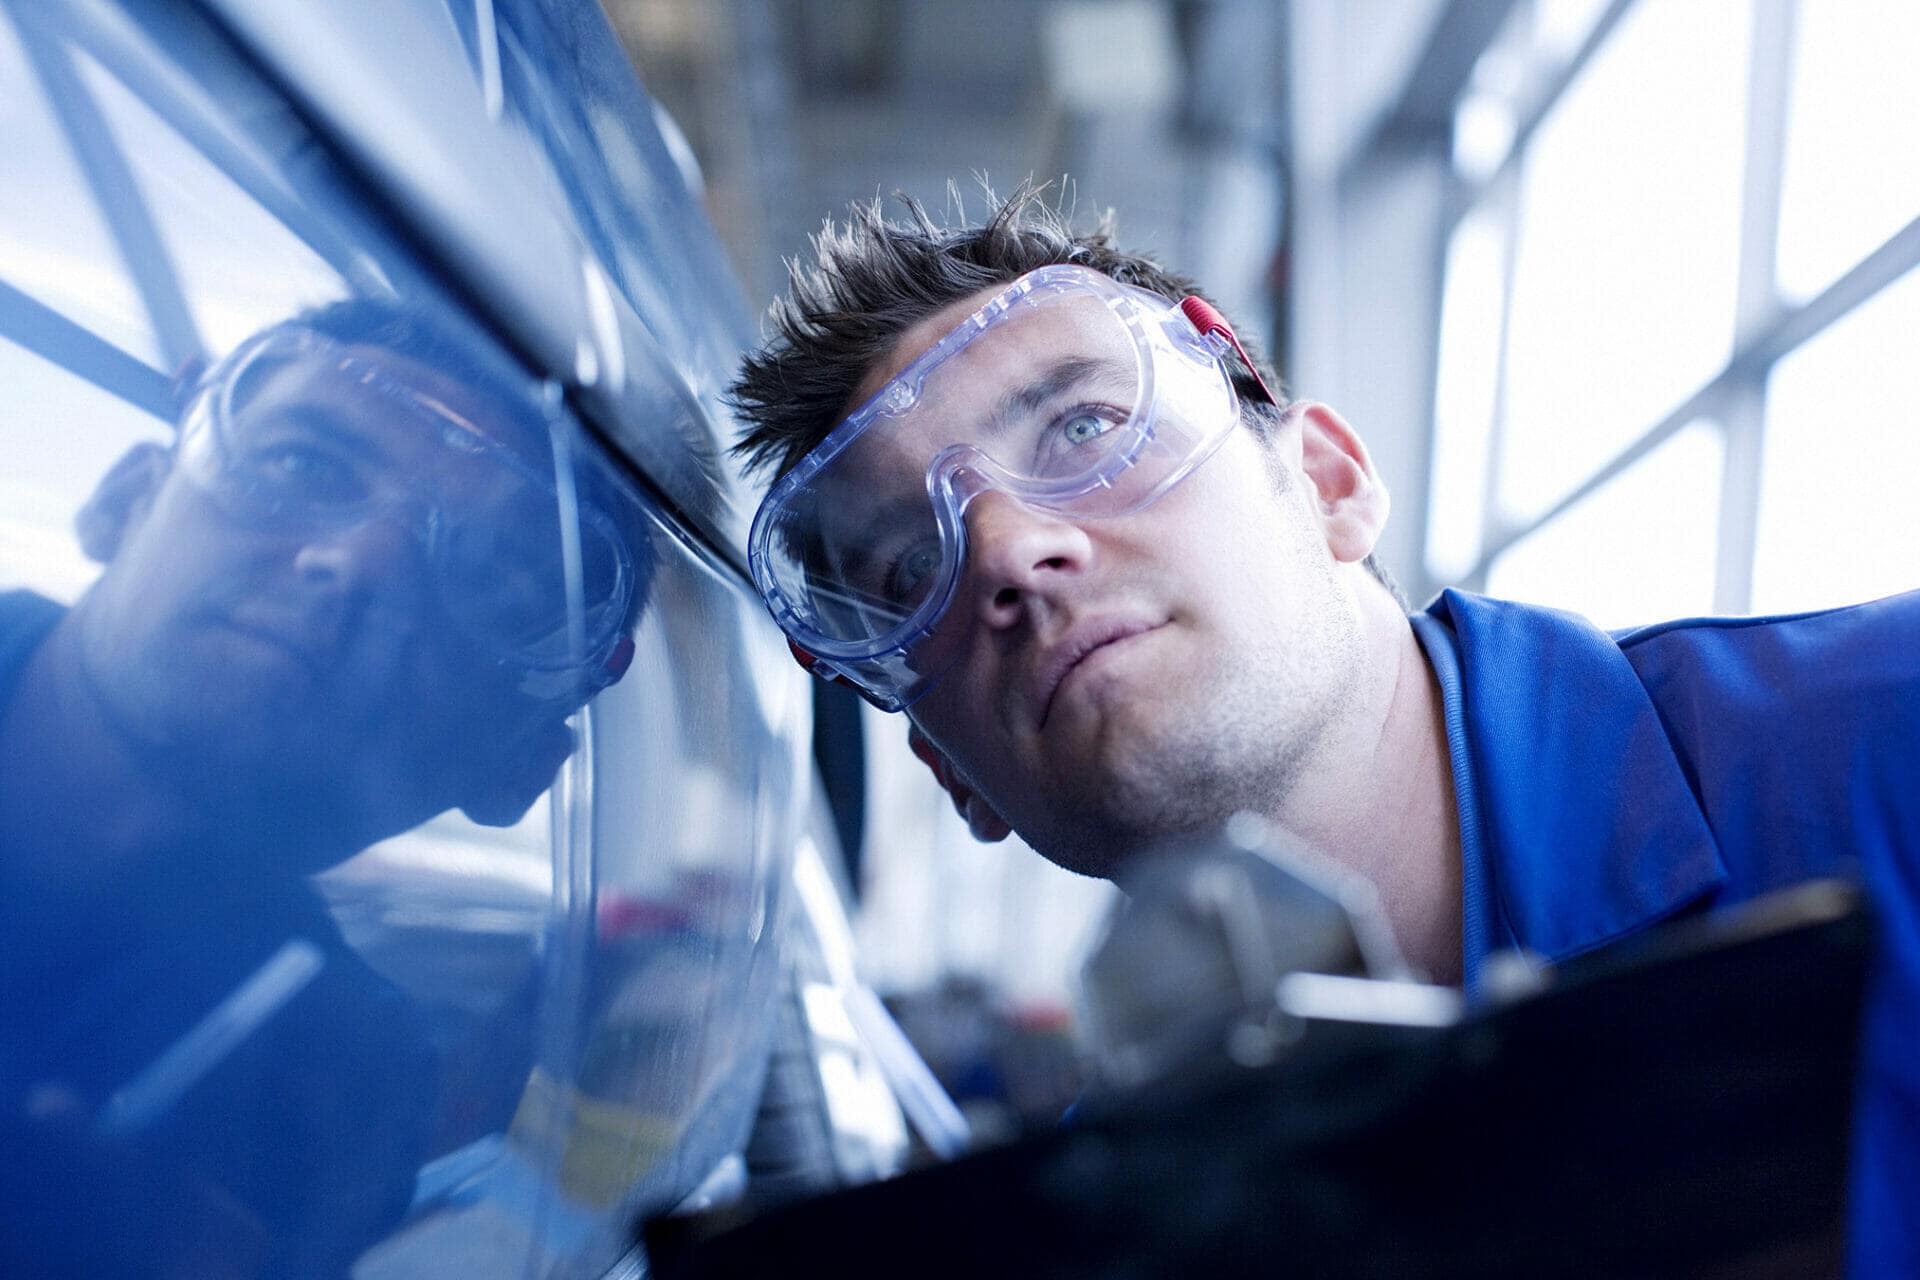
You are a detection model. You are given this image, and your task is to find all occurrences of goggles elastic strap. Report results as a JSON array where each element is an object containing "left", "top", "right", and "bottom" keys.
[
  {"left": 1178, "top": 296, "right": 1281, "bottom": 409},
  {"left": 788, "top": 639, "right": 892, "bottom": 711}
]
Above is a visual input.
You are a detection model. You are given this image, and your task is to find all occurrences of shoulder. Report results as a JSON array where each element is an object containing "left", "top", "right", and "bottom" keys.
[
  {"left": 1611, "top": 589, "right": 1920, "bottom": 721},
  {"left": 0, "top": 590, "right": 63, "bottom": 668},
  {"left": 1612, "top": 587, "right": 1920, "bottom": 654},
  {"left": 1609, "top": 592, "right": 1920, "bottom": 860}
]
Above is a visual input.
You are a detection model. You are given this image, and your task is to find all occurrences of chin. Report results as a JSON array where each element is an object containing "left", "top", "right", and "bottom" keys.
[
  {"left": 1076, "top": 717, "right": 1273, "bottom": 840},
  {"left": 1029, "top": 829, "right": 1134, "bottom": 882},
  {"left": 1024, "top": 763, "right": 1230, "bottom": 884}
]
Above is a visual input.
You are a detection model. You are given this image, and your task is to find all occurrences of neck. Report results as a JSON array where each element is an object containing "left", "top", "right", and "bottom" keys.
[
  {"left": 0, "top": 615, "right": 304, "bottom": 900},
  {"left": 1265, "top": 583, "right": 1463, "bottom": 984}
]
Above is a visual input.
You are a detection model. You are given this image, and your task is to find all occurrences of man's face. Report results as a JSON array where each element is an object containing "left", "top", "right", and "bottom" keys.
[
  {"left": 866, "top": 290, "right": 1375, "bottom": 877},
  {"left": 75, "top": 343, "right": 596, "bottom": 850}
]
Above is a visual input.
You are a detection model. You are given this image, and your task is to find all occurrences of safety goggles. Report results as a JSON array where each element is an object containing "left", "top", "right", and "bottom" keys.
[
  {"left": 749, "top": 264, "right": 1272, "bottom": 712},
  {"left": 177, "top": 326, "right": 637, "bottom": 701}
]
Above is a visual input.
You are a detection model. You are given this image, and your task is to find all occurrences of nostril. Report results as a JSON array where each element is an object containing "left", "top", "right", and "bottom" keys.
[{"left": 994, "top": 586, "right": 1020, "bottom": 609}]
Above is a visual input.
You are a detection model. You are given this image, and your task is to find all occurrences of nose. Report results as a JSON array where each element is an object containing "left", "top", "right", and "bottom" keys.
[
  {"left": 290, "top": 512, "right": 422, "bottom": 597},
  {"left": 960, "top": 490, "right": 1093, "bottom": 631}
]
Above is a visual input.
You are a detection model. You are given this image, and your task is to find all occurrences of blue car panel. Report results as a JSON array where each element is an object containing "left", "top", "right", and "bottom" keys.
[{"left": 0, "top": 1, "right": 807, "bottom": 1275}]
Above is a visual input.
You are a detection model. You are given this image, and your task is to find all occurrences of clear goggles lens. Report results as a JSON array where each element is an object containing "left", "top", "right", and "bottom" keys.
[
  {"left": 749, "top": 265, "right": 1239, "bottom": 711},
  {"left": 179, "top": 329, "right": 634, "bottom": 682}
]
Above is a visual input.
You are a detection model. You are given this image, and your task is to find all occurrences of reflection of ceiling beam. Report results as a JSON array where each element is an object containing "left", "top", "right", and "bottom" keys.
[
  {"left": 50, "top": 0, "right": 382, "bottom": 298},
  {"left": 13, "top": 6, "right": 205, "bottom": 370},
  {"left": 0, "top": 279, "right": 174, "bottom": 419}
]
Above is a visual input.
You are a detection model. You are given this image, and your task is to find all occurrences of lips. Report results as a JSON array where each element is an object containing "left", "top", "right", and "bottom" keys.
[
  {"left": 210, "top": 613, "right": 331, "bottom": 674},
  {"left": 1034, "top": 617, "right": 1163, "bottom": 730}
]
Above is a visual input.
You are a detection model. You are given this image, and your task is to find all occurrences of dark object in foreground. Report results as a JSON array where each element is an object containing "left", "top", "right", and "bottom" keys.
[{"left": 646, "top": 880, "right": 1870, "bottom": 1279}]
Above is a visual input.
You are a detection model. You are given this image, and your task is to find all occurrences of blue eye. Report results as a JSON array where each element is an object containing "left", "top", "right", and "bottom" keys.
[
  {"left": 888, "top": 542, "right": 940, "bottom": 605},
  {"left": 1060, "top": 411, "right": 1114, "bottom": 446},
  {"left": 232, "top": 441, "right": 367, "bottom": 509}
]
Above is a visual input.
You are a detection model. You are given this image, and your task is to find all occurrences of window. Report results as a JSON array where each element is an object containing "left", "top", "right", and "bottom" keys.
[
  {"left": 1487, "top": 419, "right": 1723, "bottom": 628},
  {"left": 1, "top": 7, "right": 796, "bottom": 1275},
  {"left": 1775, "top": 1, "right": 1920, "bottom": 302},
  {"left": 1752, "top": 264, "right": 1920, "bottom": 613},
  {"left": 1419, "top": 0, "right": 1920, "bottom": 619},
  {"left": 1425, "top": 195, "right": 1510, "bottom": 582},
  {"left": 1497, "top": 0, "right": 1748, "bottom": 523}
]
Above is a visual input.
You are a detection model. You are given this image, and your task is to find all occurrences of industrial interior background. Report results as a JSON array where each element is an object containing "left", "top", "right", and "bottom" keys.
[{"left": 602, "top": 0, "right": 1918, "bottom": 1128}]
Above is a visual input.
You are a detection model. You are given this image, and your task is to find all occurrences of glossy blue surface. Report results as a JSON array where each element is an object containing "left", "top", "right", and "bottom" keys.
[{"left": 0, "top": 1, "right": 805, "bottom": 1275}]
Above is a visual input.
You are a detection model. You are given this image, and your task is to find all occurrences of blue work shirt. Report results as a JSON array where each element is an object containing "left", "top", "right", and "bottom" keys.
[{"left": 1412, "top": 587, "right": 1920, "bottom": 1278}]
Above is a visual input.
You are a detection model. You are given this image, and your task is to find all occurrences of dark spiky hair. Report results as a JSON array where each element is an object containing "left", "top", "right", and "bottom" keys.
[
  {"left": 730, "top": 183, "right": 1402, "bottom": 604},
  {"left": 728, "top": 182, "right": 1285, "bottom": 480}
]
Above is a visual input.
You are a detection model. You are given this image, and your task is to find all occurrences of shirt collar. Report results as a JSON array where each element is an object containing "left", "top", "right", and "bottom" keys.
[{"left": 1413, "top": 590, "right": 1727, "bottom": 989}]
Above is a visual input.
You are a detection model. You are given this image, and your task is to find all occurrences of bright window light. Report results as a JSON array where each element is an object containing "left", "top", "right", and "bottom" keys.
[
  {"left": 77, "top": 53, "right": 344, "bottom": 359},
  {"left": 1752, "top": 265, "right": 1920, "bottom": 614},
  {"left": 1497, "top": 0, "right": 1749, "bottom": 524},
  {"left": 1426, "top": 199, "right": 1509, "bottom": 583},
  {"left": 1533, "top": 0, "right": 1612, "bottom": 61},
  {"left": 1775, "top": 0, "right": 1920, "bottom": 302},
  {"left": 1452, "top": 91, "right": 1517, "bottom": 182},
  {"left": 0, "top": 9, "right": 160, "bottom": 366},
  {"left": 1486, "top": 419, "right": 1723, "bottom": 630}
]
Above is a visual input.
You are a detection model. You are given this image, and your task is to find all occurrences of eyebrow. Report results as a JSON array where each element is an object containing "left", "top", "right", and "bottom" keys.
[
  {"left": 981, "top": 355, "right": 1125, "bottom": 438},
  {"left": 277, "top": 394, "right": 529, "bottom": 480},
  {"left": 813, "top": 355, "right": 1133, "bottom": 583},
  {"left": 251, "top": 405, "right": 393, "bottom": 468}
]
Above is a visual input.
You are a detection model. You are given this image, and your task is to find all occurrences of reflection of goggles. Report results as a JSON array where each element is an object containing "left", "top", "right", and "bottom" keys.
[
  {"left": 749, "top": 265, "right": 1274, "bottom": 712},
  {"left": 178, "top": 327, "right": 637, "bottom": 700}
]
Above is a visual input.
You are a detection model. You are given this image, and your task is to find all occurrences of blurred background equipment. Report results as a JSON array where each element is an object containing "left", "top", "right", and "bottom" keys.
[
  {"left": 1078, "top": 813, "right": 1414, "bottom": 1092},
  {"left": 650, "top": 880, "right": 1873, "bottom": 1280}
]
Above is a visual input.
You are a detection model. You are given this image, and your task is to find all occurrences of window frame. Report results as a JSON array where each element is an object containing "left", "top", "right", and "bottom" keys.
[{"left": 1337, "top": 0, "right": 1920, "bottom": 614}]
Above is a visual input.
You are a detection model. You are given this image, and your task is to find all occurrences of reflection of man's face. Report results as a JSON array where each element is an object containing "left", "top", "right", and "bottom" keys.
[{"left": 75, "top": 341, "right": 609, "bottom": 853}]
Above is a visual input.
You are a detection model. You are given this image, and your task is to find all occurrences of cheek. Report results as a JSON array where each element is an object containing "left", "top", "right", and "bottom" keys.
[
  {"left": 906, "top": 690, "right": 980, "bottom": 767},
  {"left": 1124, "top": 466, "right": 1299, "bottom": 594},
  {"left": 908, "top": 693, "right": 1019, "bottom": 807},
  {"left": 407, "top": 642, "right": 512, "bottom": 721}
]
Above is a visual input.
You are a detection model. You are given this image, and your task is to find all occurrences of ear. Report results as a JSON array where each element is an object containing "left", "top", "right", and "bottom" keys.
[
  {"left": 459, "top": 719, "right": 579, "bottom": 828},
  {"left": 906, "top": 723, "right": 1012, "bottom": 843},
  {"left": 75, "top": 441, "right": 171, "bottom": 563},
  {"left": 1289, "top": 402, "right": 1390, "bottom": 565}
]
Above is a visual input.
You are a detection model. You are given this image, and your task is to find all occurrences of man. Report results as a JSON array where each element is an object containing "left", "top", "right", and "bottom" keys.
[
  {"left": 730, "top": 191, "right": 1918, "bottom": 1274},
  {"left": 0, "top": 298, "right": 645, "bottom": 1275}
]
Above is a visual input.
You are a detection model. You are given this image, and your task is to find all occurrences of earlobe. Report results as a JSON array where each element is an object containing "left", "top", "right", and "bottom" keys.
[
  {"left": 75, "top": 441, "right": 171, "bottom": 564},
  {"left": 1291, "top": 402, "right": 1391, "bottom": 564},
  {"left": 907, "top": 724, "right": 1012, "bottom": 844}
]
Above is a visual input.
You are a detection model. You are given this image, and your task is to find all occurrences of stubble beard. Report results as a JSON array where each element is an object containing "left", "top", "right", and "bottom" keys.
[{"left": 1024, "top": 575, "right": 1366, "bottom": 880}]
